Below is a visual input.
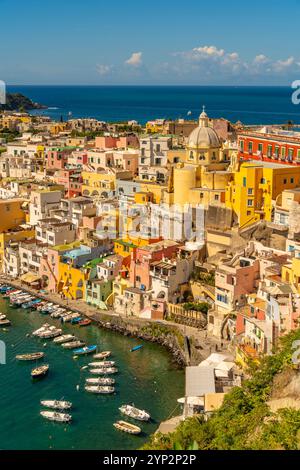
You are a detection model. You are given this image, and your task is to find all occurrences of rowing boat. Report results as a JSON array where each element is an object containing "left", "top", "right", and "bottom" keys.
[
  {"left": 113, "top": 420, "right": 141, "bottom": 435},
  {"left": 16, "top": 352, "right": 45, "bottom": 361}
]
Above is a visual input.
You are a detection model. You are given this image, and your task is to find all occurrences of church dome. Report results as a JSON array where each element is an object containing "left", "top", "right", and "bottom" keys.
[{"left": 187, "top": 106, "right": 220, "bottom": 149}]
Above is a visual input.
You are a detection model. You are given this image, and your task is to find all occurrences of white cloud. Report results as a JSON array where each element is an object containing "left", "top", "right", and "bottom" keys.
[
  {"left": 254, "top": 54, "right": 268, "bottom": 64},
  {"left": 96, "top": 64, "right": 112, "bottom": 76},
  {"left": 273, "top": 56, "right": 295, "bottom": 71},
  {"left": 125, "top": 52, "right": 142, "bottom": 67},
  {"left": 192, "top": 45, "right": 225, "bottom": 58}
]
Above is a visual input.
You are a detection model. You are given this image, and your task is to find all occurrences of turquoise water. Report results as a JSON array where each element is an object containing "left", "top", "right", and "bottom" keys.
[
  {"left": 7, "top": 85, "right": 300, "bottom": 125},
  {"left": 0, "top": 296, "right": 184, "bottom": 450}
]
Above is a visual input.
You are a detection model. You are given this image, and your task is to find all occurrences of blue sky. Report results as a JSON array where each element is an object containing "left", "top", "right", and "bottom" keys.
[{"left": 1, "top": 0, "right": 300, "bottom": 85}]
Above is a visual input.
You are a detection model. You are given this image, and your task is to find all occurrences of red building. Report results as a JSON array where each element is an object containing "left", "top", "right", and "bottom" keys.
[
  {"left": 238, "top": 128, "right": 300, "bottom": 165},
  {"left": 55, "top": 169, "right": 82, "bottom": 198}
]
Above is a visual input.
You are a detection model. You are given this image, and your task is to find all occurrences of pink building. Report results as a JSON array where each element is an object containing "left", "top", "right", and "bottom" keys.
[
  {"left": 39, "top": 247, "right": 61, "bottom": 292},
  {"left": 46, "top": 147, "right": 74, "bottom": 170},
  {"left": 129, "top": 240, "right": 179, "bottom": 291},
  {"left": 95, "top": 135, "right": 139, "bottom": 150}
]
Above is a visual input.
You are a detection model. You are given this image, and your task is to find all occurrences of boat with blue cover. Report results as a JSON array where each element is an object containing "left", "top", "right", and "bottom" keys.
[
  {"left": 131, "top": 345, "right": 143, "bottom": 352},
  {"left": 73, "top": 345, "right": 97, "bottom": 356},
  {"left": 71, "top": 316, "right": 82, "bottom": 324}
]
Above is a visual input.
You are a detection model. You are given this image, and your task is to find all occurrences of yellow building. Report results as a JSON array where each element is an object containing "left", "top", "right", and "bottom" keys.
[
  {"left": 171, "top": 108, "right": 232, "bottom": 209},
  {"left": 57, "top": 262, "right": 87, "bottom": 300},
  {"left": 226, "top": 161, "right": 300, "bottom": 228},
  {"left": 0, "top": 226, "right": 35, "bottom": 268},
  {"left": 146, "top": 120, "right": 165, "bottom": 134},
  {"left": 282, "top": 257, "right": 300, "bottom": 290},
  {"left": 82, "top": 170, "right": 116, "bottom": 198},
  {"left": 0, "top": 199, "right": 27, "bottom": 233}
]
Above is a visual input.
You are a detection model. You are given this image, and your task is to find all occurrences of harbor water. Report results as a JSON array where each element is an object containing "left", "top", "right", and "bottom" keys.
[{"left": 0, "top": 296, "right": 184, "bottom": 449}]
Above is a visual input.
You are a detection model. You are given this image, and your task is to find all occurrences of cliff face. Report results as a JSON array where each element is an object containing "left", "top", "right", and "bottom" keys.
[{"left": 0, "top": 93, "right": 46, "bottom": 111}]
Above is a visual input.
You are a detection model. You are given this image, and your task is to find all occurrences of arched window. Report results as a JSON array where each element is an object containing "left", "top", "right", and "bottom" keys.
[{"left": 189, "top": 151, "right": 194, "bottom": 160}]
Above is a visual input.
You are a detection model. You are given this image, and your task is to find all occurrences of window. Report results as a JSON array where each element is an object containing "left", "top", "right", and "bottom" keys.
[
  {"left": 243, "top": 177, "right": 247, "bottom": 187},
  {"left": 275, "top": 146, "right": 280, "bottom": 158},
  {"left": 189, "top": 151, "right": 194, "bottom": 160},
  {"left": 283, "top": 178, "right": 287, "bottom": 184},
  {"left": 240, "top": 140, "right": 244, "bottom": 152},
  {"left": 267, "top": 145, "right": 272, "bottom": 157},
  {"left": 248, "top": 142, "right": 253, "bottom": 154},
  {"left": 248, "top": 188, "right": 253, "bottom": 195},
  {"left": 258, "top": 143, "right": 263, "bottom": 154},
  {"left": 136, "top": 276, "right": 141, "bottom": 282},
  {"left": 247, "top": 210, "right": 252, "bottom": 215},
  {"left": 247, "top": 199, "right": 253, "bottom": 206},
  {"left": 291, "top": 178, "right": 294, "bottom": 184},
  {"left": 288, "top": 148, "right": 294, "bottom": 161},
  {"left": 214, "top": 194, "right": 219, "bottom": 201},
  {"left": 281, "top": 147, "right": 286, "bottom": 159},
  {"left": 297, "top": 149, "right": 300, "bottom": 161},
  {"left": 260, "top": 178, "right": 266, "bottom": 184}
]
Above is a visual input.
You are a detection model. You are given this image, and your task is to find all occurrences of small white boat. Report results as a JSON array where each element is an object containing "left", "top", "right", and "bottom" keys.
[
  {"left": 0, "top": 314, "right": 7, "bottom": 320},
  {"left": 85, "top": 377, "right": 115, "bottom": 385},
  {"left": 93, "top": 351, "right": 111, "bottom": 359},
  {"left": 40, "top": 410, "right": 72, "bottom": 423},
  {"left": 32, "top": 324, "right": 50, "bottom": 336},
  {"left": 53, "top": 334, "right": 76, "bottom": 344},
  {"left": 88, "top": 361, "right": 115, "bottom": 368},
  {"left": 39, "top": 328, "right": 62, "bottom": 339},
  {"left": 113, "top": 420, "right": 141, "bottom": 435},
  {"left": 62, "top": 341, "right": 85, "bottom": 350},
  {"left": 119, "top": 404, "right": 151, "bottom": 421},
  {"left": 40, "top": 400, "right": 72, "bottom": 410},
  {"left": 84, "top": 385, "right": 115, "bottom": 394},
  {"left": 90, "top": 367, "right": 118, "bottom": 375}
]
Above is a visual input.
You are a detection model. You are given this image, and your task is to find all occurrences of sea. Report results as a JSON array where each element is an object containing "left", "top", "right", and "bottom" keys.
[
  {"left": 0, "top": 296, "right": 184, "bottom": 450},
  {"left": 6, "top": 85, "right": 300, "bottom": 125}
]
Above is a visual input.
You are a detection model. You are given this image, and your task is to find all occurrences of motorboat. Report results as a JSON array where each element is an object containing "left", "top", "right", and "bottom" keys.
[
  {"left": 88, "top": 361, "right": 115, "bottom": 368},
  {"left": 113, "top": 420, "right": 141, "bottom": 435},
  {"left": 71, "top": 316, "right": 82, "bottom": 324},
  {"left": 84, "top": 385, "right": 115, "bottom": 394},
  {"left": 119, "top": 404, "right": 150, "bottom": 422},
  {"left": 62, "top": 341, "right": 85, "bottom": 350},
  {"left": 53, "top": 334, "right": 76, "bottom": 344},
  {"left": 73, "top": 345, "right": 97, "bottom": 356},
  {"left": 0, "top": 319, "right": 11, "bottom": 327},
  {"left": 40, "top": 400, "right": 72, "bottom": 410},
  {"left": 40, "top": 411, "right": 71, "bottom": 423},
  {"left": 32, "top": 324, "right": 50, "bottom": 336},
  {"left": 89, "top": 367, "right": 118, "bottom": 375},
  {"left": 16, "top": 352, "right": 45, "bottom": 361},
  {"left": 31, "top": 364, "right": 49, "bottom": 379},
  {"left": 0, "top": 314, "right": 7, "bottom": 320},
  {"left": 93, "top": 351, "right": 111, "bottom": 359},
  {"left": 39, "top": 328, "right": 62, "bottom": 339},
  {"left": 85, "top": 377, "right": 115, "bottom": 385}
]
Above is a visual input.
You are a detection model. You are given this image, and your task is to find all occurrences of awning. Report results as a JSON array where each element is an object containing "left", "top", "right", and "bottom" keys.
[{"left": 20, "top": 273, "right": 41, "bottom": 284}]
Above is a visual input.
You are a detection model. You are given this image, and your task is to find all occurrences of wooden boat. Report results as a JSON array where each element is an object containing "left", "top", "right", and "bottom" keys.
[
  {"left": 62, "top": 341, "right": 85, "bottom": 350},
  {"left": 113, "top": 420, "right": 141, "bottom": 435},
  {"left": 85, "top": 377, "right": 115, "bottom": 385},
  {"left": 90, "top": 367, "right": 118, "bottom": 375},
  {"left": 0, "top": 319, "right": 11, "bottom": 327},
  {"left": 31, "top": 364, "right": 49, "bottom": 379},
  {"left": 16, "top": 352, "right": 45, "bottom": 361},
  {"left": 53, "top": 334, "right": 76, "bottom": 344},
  {"left": 40, "top": 411, "right": 71, "bottom": 423},
  {"left": 119, "top": 404, "right": 150, "bottom": 422},
  {"left": 78, "top": 319, "right": 91, "bottom": 327},
  {"left": 88, "top": 361, "right": 115, "bottom": 368},
  {"left": 40, "top": 400, "right": 72, "bottom": 410},
  {"left": 73, "top": 345, "right": 97, "bottom": 356},
  {"left": 93, "top": 351, "right": 111, "bottom": 359},
  {"left": 39, "top": 328, "right": 62, "bottom": 339},
  {"left": 85, "top": 385, "right": 115, "bottom": 394}
]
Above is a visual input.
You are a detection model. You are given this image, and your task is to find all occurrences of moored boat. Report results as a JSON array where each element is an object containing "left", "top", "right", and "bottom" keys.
[
  {"left": 85, "top": 377, "right": 115, "bottom": 385},
  {"left": 90, "top": 367, "right": 118, "bottom": 375},
  {"left": 119, "top": 404, "right": 150, "bottom": 422},
  {"left": 0, "top": 314, "right": 7, "bottom": 320},
  {"left": 71, "top": 316, "right": 82, "bottom": 324},
  {"left": 40, "top": 400, "right": 72, "bottom": 410},
  {"left": 73, "top": 345, "right": 97, "bottom": 356},
  {"left": 53, "top": 334, "right": 76, "bottom": 344},
  {"left": 62, "top": 341, "right": 85, "bottom": 350},
  {"left": 0, "top": 319, "right": 11, "bottom": 327},
  {"left": 31, "top": 364, "right": 49, "bottom": 379},
  {"left": 93, "top": 351, "right": 111, "bottom": 359},
  {"left": 85, "top": 385, "right": 115, "bottom": 394},
  {"left": 40, "top": 411, "right": 72, "bottom": 423},
  {"left": 88, "top": 361, "right": 115, "bottom": 367},
  {"left": 113, "top": 420, "right": 141, "bottom": 435},
  {"left": 131, "top": 345, "right": 143, "bottom": 352},
  {"left": 16, "top": 352, "right": 45, "bottom": 361},
  {"left": 39, "top": 328, "right": 62, "bottom": 339},
  {"left": 78, "top": 319, "right": 91, "bottom": 327}
]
